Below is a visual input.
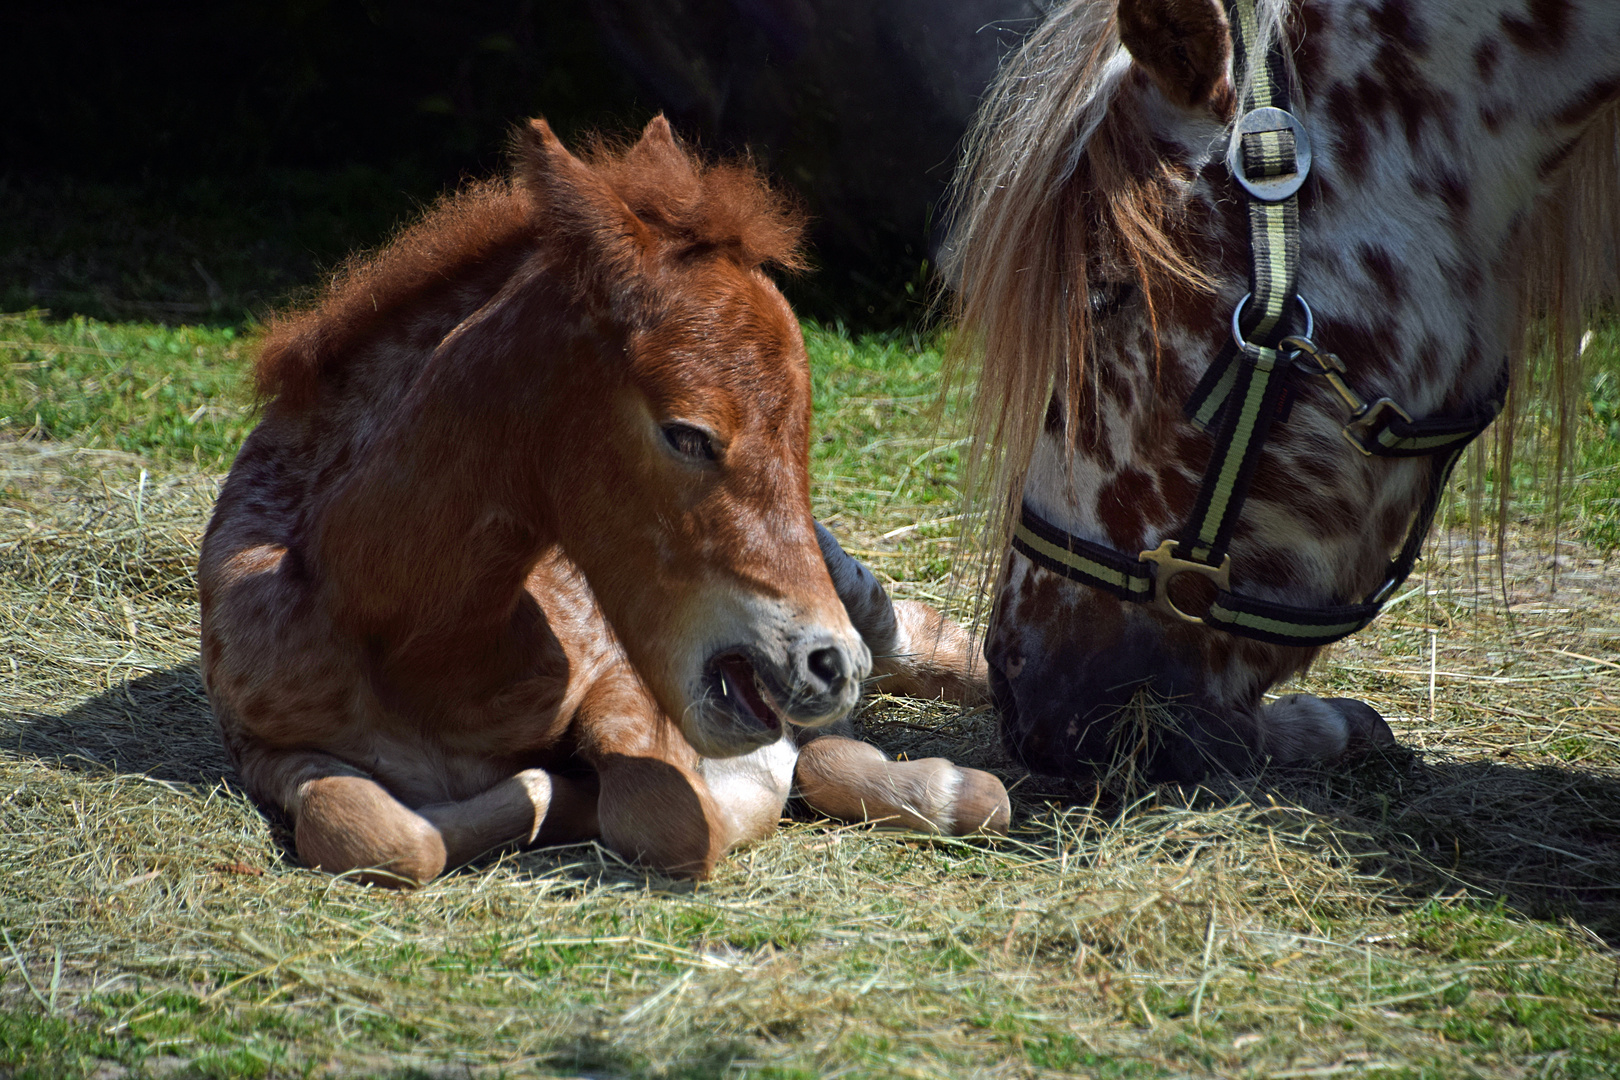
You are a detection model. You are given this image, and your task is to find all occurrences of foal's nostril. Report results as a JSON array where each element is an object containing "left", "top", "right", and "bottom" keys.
[{"left": 805, "top": 645, "right": 849, "bottom": 694}]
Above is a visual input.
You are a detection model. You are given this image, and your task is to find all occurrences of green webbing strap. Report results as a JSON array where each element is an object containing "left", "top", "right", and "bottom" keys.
[
  {"left": 1176, "top": 343, "right": 1289, "bottom": 565},
  {"left": 1203, "top": 439, "right": 1473, "bottom": 646},
  {"left": 1229, "top": 0, "right": 1300, "bottom": 346},
  {"left": 1173, "top": 0, "right": 1303, "bottom": 567},
  {"left": 1007, "top": 2, "right": 1503, "bottom": 650},
  {"left": 1353, "top": 404, "right": 1502, "bottom": 457}
]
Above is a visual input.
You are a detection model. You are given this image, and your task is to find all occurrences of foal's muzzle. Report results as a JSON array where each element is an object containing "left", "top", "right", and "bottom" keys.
[{"left": 694, "top": 630, "right": 868, "bottom": 755}]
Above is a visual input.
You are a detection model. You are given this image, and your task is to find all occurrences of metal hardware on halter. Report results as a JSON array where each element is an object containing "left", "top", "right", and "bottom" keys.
[
  {"left": 1281, "top": 334, "right": 1414, "bottom": 456},
  {"left": 1138, "top": 540, "right": 1231, "bottom": 624},
  {"left": 1231, "top": 293, "right": 1312, "bottom": 355},
  {"left": 1226, "top": 106, "right": 1313, "bottom": 201}
]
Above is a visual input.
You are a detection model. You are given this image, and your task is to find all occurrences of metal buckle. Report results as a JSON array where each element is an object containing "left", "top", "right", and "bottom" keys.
[
  {"left": 1366, "top": 573, "right": 1402, "bottom": 607},
  {"left": 1138, "top": 540, "right": 1231, "bottom": 624},
  {"left": 1342, "top": 398, "right": 1414, "bottom": 456},
  {"left": 1282, "top": 334, "right": 1413, "bottom": 456},
  {"left": 1227, "top": 106, "right": 1313, "bottom": 201},
  {"left": 1232, "top": 293, "right": 1312, "bottom": 359}
]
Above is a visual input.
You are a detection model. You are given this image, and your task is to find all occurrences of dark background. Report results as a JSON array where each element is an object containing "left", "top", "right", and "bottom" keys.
[{"left": 0, "top": 0, "right": 1041, "bottom": 327}]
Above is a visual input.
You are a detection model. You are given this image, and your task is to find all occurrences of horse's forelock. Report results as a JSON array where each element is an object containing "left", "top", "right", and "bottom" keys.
[
  {"left": 586, "top": 126, "right": 807, "bottom": 274},
  {"left": 944, "top": 0, "right": 1236, "bottom": 593}
]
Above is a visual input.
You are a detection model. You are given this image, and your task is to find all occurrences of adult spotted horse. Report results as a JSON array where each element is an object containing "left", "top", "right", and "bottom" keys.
[
  {"left": 946, "top": 0, "right": 1620, "bottom": 781},
  {"left": 200, "top": 116, "right": 1008, "bottom": 887}
]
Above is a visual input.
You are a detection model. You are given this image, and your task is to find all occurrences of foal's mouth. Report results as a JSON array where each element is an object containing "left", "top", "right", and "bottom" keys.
[{"left": 706, "top": 650, "right": 786, "bottom": 733}]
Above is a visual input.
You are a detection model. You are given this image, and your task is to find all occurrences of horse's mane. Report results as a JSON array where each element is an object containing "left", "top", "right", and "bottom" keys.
[
  {"left": 1497, "top": 100, "right": 1620, "bottom": 546},
  {"left": 944, "top": 0, "right": 1620, "bottom": 563},
  {"left": 254, "top": 121, "right": 805, "bottom": 407},
  {"left": 941, "top": 0, "right": 1246, "bottom": 561}
]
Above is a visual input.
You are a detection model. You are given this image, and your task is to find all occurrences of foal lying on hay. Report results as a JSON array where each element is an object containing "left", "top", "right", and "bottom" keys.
[{"left": 199, "top": 116, "right": 1008, "bottom": 886}]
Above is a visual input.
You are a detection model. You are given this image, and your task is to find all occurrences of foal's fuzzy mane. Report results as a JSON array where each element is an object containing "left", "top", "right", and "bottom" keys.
[
  {"left": 254, "top": 119, "right": 805, "bottom": 407},
  {"left": 945, "top": 0, "right": 1620, "bottom": 562}
]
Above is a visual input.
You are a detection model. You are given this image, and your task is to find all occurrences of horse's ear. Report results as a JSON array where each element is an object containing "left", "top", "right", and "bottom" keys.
[
  {"left": 1117, "top": 0, "right": 1232, "bottom": 108},
  {"left": 512, "top": 117, "right": 650, "bottom": 261},
  {"left": 634, "top": 115, "right": 682, "bottom": 158}
]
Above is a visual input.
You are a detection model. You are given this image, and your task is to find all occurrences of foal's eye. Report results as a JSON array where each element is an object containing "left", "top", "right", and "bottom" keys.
[
  {"left": 1088, "top": 280, "right": 1136, "bottom": 319},
  {"left": 662, "top": 423, "right": 718, "bottom": 462}
]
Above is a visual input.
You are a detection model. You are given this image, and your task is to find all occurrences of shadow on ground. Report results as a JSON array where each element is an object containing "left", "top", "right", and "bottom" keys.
[
  {"left": 0, "top": 664, "right": 696, "bottom": 891},
  {"left": 1272, "top": 746, "right": 1620, "bottom": 945},
  {"left": 1146, "top": 745, "right": 1620, "bottom": 946},
  {"left": 5, "top": 669, "right": 1618, "bottom": 938},
  {"left": 1, "top": 663, "right": 231, "bottom": 788}
]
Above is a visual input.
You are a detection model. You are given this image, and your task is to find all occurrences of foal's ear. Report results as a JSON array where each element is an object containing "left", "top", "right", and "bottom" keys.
[
  {"left": 1117, "top": 0, "right": 1232, "bottom": 108},
  {"left": 512, "top": 117, "right": 650, "bottom": 262}
]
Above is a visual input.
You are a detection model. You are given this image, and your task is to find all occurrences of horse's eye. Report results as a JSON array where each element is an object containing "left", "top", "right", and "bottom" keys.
[
  {"left": 663, "top": 423, "right": 717, "bottom": 462},
  {"left": 1088, "top": 280, "right": 1136, "bottom": 319}
]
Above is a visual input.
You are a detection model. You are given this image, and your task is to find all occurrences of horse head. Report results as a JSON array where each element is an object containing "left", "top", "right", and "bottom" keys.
[{"left": 949, "top": 0, "right": 1620, "bottom": 781}]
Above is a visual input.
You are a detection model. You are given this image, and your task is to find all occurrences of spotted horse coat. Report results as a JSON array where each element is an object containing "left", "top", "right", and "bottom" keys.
[{"left": 947, "top": 0, "right": 1620, "bottom": 782}]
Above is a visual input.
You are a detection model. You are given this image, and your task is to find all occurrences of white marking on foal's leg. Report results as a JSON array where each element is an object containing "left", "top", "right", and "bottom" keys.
[
  {"left": 793, "top": 735, "right": 1011, "bottom": 835},
  {"left": 696, "top": 732, "right": 798, "bottom": 847}
]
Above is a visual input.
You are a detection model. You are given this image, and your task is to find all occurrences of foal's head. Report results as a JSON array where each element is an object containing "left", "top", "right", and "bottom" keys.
[
  {"left": 258, "top": 116, "right": 868, "bottom": 756},
  {"left": 517, "top": 118, "right": 868, "bottom": 756},
  {"left": 949, "top": 0, "right": 1620, "bottom": 780}
]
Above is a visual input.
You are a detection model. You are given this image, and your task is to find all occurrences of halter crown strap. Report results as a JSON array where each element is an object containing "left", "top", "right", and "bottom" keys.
[{"left": 1172, "top": 0, "right": 1308, "bottom": 568}]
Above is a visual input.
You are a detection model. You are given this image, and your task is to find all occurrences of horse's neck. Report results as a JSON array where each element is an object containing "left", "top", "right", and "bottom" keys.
[{"left": 1294, "top": 0, "right": 1620, "bottom": 405}]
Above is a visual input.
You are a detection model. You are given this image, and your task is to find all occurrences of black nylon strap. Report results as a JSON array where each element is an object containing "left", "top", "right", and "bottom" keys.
[
  {"left": 1175, "top": 345, "right": 1292, "bottom": 565},
  {"left": 1204, "top": 440, "right": 1470, "bottom": 645},
  {"left": 1185, "top": 341, "right": 1241, "bottom": 430},
  {"left": 1229, "top": 0, "right": 1301, "bottom": 348},
  {"left": 1353, "top": 403, "right": 1501, "bottom": 457},
  {"left": 1171, "top": 0, "right": 1304, "bottom": 566},
  {"left": 1013, "top": 505, "right": 1153, "bottom": 602}
]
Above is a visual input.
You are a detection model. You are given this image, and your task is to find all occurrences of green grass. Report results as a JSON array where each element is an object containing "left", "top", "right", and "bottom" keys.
[
  {"left": 0, "top": 311, "right": 256, "bottom": 470},
  {"left": 1576, "top": 321, "right": 1620, "bottom": 550},
  {"left": 4, "top": 310, "right": 1616, "bottom": 550},
  {"left": 3, "top": 311, "right": 1620, "bottom": 1077}
]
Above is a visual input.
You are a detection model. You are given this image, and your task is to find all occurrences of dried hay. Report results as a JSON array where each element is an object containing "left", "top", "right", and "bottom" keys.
[{"left": 2, "top": 435, "right": 1618, "bottom": 1076}]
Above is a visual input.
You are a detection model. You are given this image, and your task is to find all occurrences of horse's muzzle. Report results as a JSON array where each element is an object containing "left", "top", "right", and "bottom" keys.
[
  {"left": 985, "top": 600, "right": 1252, "bottom": 784},
  {"left": 694, "top": 631, "right": 867, "bottom": 755}
]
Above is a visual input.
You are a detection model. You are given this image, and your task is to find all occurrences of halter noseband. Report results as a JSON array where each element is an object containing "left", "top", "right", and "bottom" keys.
[{"left": 1012, "top": 0, "right": 1504, "bottom": 649}]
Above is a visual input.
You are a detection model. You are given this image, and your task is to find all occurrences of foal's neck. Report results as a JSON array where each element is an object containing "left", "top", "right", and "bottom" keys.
[{"left": 313, "top": 274, "right": 592, "bottom": 667}]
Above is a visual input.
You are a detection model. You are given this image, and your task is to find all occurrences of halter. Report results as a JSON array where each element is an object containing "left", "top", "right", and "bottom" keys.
[{"left": 1011, "top": 0, "right": 1504, "bottom": 648}]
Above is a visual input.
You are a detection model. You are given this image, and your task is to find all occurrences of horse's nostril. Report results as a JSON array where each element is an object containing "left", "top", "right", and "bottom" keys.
[{"left": 806, "top": 645, "right": 848, "bottom": 693}]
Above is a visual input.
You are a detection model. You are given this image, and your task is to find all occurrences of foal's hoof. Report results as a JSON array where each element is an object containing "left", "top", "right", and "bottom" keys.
[
  {"left": 949, "top": 767, "right": 1012, "bottom": 835},
  {"left": 1326, "top": 697, "right": 1397, "bottom": 752},
  {"left": 295, "top": 776, "right": 447, "bottom": 888}
]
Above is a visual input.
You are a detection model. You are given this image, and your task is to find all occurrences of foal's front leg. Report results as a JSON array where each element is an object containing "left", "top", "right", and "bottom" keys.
[
  {"left": 584, "top": 675, "right": 796, "bottom": 878},
  {"left": 793, "top": 732, "right": 1010, "bottom": 835}
]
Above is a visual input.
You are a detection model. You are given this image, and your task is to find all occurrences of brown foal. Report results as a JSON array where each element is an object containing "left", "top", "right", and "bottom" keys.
[{"left": 198, "top": 116, "right": 1007, "bottom": 886}]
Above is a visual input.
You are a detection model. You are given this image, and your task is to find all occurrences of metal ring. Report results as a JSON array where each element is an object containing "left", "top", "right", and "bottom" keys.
[
  {"left": 1230, "top": 293, "right": 1312, "bottom": 353},
  {"left": 1226, "top": 106, "right": 1313, "bottom": 201}
]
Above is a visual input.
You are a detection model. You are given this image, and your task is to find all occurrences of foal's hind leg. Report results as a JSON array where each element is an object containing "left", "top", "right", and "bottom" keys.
[
  {"left": 237, "top": 747, "right": 594, "bottom": 886},
  {"left": 793, "top": 733, "right": 1010, "bottom": 835},
  {"left": 816, "top": 523, "right": 988, "bottom": 704}
]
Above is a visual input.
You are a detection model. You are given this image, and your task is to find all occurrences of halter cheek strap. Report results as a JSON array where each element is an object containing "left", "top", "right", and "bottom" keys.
[{"left": 1013, "top": 0, "right": 1504, "bottom": 649}]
